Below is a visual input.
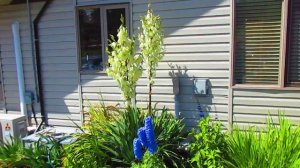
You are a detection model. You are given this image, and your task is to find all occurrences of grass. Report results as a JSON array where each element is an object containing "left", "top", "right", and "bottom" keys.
[{"left": 225, "top": 114, "right": 300, "bottom": 168}]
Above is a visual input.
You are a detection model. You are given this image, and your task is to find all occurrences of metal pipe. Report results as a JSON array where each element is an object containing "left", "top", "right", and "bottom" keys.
[
  {"left": 12, "top": 22, "right": 27, "bottom": 116},
  {"left": 33, "top": 0, "right": 53, "bottom": 126},
  {"left": 26, "top": 0, "right": 40, "bottom": 103},
  {"left": 0, "top": 46, "right": 7, "bottom": 113}
]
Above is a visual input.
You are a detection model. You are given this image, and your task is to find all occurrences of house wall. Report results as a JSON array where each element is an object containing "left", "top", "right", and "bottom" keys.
[
  {"left": 37, "top": 0, "right": 81, "bottom": 126},
  {"left": 0, "top": 0, "right": 81, "bottom": 127},
  {"left": 79, "top": 0, "right": 231, "bottom": 128},
  {"left": 132, "top": 0, "right": 231, "bottom": 128},
  {"left": 0, "top": 2, "right": 45, "bottom": 115},
  {"left": 2, "top": 0, "right": 298, "bottom": 129},
  {"left": 232, "top": 90, "right": 300, "bottom": 128}
]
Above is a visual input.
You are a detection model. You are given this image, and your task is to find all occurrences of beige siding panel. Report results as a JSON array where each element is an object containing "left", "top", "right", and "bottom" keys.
[
  {"left": 131, "top": 0, "right": 230, "bottom": 128},
  {"left": 233, "top": 89, "right": 300, "bottom": 126},
  {"left": 0, "top": 2, "right": 45, "bottom": 113},
  {"left": 38, "top": 0, "right": 80, "bottom": 126},
  {"left": 133, "top": 0, "right": 229, "bottom": 13},
  {"left": 164, "top": 34, "right": 230, "bottom": 45},
  {"left": 76, "top": 0, "right": 130, "bottom": 6},
  {"left": 133, "top": 6, "right": 229, "bottom": 20},
  {"left": 134, "top": 16, "right": 230, "bottom": 28}
]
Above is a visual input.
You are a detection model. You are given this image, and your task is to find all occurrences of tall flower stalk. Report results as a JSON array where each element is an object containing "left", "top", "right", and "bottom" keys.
[
  {"left": 107, "top": 17, "right": 143, "bottom": 107},
  {"left": 139, "top": 5, "right": 164, "bottom": 115}
]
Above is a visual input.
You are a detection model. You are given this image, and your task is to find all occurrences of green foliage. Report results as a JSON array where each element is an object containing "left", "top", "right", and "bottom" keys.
[
  {"left": 63, "top": 103, "right": 119, "bottom": 167},
  {"left": 0, "top": 136, "right": 64, "bottom": 168},
  {"left": 106, "top": 17, "right": 143, "bottom": 107},
  {"left": 131, "top": 152, "right": 166, "bottom": 168},
  {"left": 64, "top": 106, "right": 145, "bottom": 167},
  {"left": 225, "top": 114, "right": 300, "bottom": 168},
  {"left": 189, "top": 116, "right": 227, "bottom": 168},
  {"left": 63, "top": 133, "right": 109, "bottom": 168},
  {"left": 64, "top": 104, "right": 187, "bottom": 167},
  {"left": 152, "top": 107, "right": 188, "bottom": 167},
  {"left": 139, "top": 5, "right": 164, "bottom": 114}
]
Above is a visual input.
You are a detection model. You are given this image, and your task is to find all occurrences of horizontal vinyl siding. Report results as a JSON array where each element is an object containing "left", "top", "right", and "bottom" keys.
[
  {"left": 233, "top": 90, "right": 300, "bottom": 127},
  {"left": 38, "top": 0, "right": 80, "bottom": 126},
  {"left": 81, "top": 75, "right": 123, "bottom": 118},
  {"left": 233, "top": 90, "right": 300, "bottom": 128},
  {"left": 0, "top": 2, "right": 45, "bottom": 114},
  {"left": 76, "top": 0, "right": 130, "bottom": 6},
  {"left": 133, "top": 0, "right": 230, "bottom": 128}
]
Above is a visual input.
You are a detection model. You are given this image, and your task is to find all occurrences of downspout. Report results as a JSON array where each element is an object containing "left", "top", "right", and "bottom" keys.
[
  {"left": 26, "top": 0, "right": 40, "bottom": 103},
  {"left": 12, "top": 22, "right": 27, "bottom": 116},
  {"left": 33, "top": 0, "right": 53, "bottom": 127}
]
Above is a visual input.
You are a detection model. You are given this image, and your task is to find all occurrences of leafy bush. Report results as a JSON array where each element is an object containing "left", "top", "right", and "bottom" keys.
[
  {"left": 131, "top": 152, "right": 166, "bottom": 168},
  {"left": 64, "top": 105, "right": 141, "bottom": 167},
  {"left": 0, "top": 136, "right": 64, "bottom": 168},
  {"left": 152, "top": 107, "right": 188, "bottom": 167},
  {"left": 64, "top": 105, "right": 187, "bottom": 167},
  {"left": 225, "top": 115, "right": 300, "bottom": 168},
  {"left": 189, "top": 116, "right": 227, "bottom": 168}
]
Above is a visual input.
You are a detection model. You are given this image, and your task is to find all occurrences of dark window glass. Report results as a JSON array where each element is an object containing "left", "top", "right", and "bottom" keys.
[
  {"left": 79, "top": 8, "right": 103, "bottom": 71},
  {"left": 107, "top": 8, "right": 126, "bottom": 41},
  {"left": 234, "top": 0, "right": 282, "bottom": 85},
  {"left": 287, "top": 0, "right": 300, "bottom": 86}
]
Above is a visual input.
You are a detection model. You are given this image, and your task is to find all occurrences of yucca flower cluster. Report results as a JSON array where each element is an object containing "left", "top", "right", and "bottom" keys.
[{"left": 133, "top": 116, "right": 158, "bottom": 160}]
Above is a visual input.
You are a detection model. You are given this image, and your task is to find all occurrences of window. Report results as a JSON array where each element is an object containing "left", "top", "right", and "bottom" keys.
[
  {"left": 233, "top": 0, "right": 300, "bottom": 88},
  {"left": 78, "top": 4, "right": 129, "bottom": 72},
  {"left": 286, "top": 0, "right": 300, "bottom": 86}
]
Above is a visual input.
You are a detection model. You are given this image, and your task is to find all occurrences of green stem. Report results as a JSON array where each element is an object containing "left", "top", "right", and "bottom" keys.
[{"left": 148, "top": 63, "right": 152, "bottom": 116}]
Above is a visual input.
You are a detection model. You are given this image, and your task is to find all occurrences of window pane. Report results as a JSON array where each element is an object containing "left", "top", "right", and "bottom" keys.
[
  {"left": 106, "top": 8, "right": 126, "bottom": 41},
  {"left": 79, "top": 8, "right": 103, "bottom": 71},
  {"left": 234, "top": 0, "right": 282, "bottom": 85},
  {"left": 287, "top": 0, "right": 300, "bottom": 86}
]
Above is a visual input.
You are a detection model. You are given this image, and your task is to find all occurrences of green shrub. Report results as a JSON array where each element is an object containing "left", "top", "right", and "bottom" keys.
[
  {"left": 189, "top": 116, "right": 227, "bottom": 168},
  {"left": 131, "top": 152, "right": 166, "bottom": 168},
  {"left": 64, "top": 105, "right": 188, "bottom": 167},
  {"left": 152, "top": 107, "right": 188, "bottom": 167},
  {"left": 0, "top": 136, "right": 64, "bottom": 168},
  {"left": 64, "top": 105, "right": 142, "bottom": 167},
  {"left": 225, "top": 114, "right": 300, "bottom": 168}
]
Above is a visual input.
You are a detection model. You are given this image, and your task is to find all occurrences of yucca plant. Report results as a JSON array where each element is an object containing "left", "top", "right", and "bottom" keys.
[
  {"left": 63, "top": 133, "right": 109, "bottom": 168},
  {"left": 225, "top": 114, "right": 300, "bottom": 168},
  {"left": 64, "top": 104, "right": 188, "bottom": 167},
  {"left": 64, "top": 106, "right": 144, "bottom": 167},
  {"left": 152, "top": 107, "right": 188, "bottom": 167}
]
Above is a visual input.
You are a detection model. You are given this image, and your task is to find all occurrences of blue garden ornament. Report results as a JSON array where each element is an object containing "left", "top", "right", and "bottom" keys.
[
  {"left": 138, "top": 127, "right": 148, "bottom": 148},
  {"left": 133, "top": 138, "right": 143, "bottom": 160},
  {"left": 144, "top": 116, "right": 158, "bottom": 154}
]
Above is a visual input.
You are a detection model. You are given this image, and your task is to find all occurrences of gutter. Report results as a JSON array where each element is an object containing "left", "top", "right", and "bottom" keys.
[
  {"left": 27, "top": 0, "right": 40, "bottom": 103},
  {"left": 31, "top": 0, "right": 53, "bottom": 127}
]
